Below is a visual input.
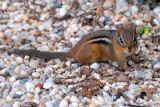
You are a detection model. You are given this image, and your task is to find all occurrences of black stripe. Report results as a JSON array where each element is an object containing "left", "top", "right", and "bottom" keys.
[{"left": 91, "top": 40, "right": 110, "bottom": 45}]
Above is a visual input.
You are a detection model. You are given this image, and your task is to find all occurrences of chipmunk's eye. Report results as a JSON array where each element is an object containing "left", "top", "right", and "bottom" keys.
[{"left": 120, "top": 37, "right": 123, "bottom": 44}]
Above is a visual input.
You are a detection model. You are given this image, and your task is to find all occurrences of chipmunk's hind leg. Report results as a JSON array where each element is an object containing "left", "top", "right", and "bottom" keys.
[{"left": 73, "top": 44, "right": 100, "bottom": 65}]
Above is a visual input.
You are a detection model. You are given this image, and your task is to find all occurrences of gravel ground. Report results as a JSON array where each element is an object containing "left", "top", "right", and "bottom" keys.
[{"left": 0, "top": 0, "right": 160, "bottom": 107}]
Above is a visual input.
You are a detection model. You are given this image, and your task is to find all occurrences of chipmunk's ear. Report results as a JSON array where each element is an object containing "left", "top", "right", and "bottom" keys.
[{"left": 116, "top": 24, "right": 123, "bottom": 36}]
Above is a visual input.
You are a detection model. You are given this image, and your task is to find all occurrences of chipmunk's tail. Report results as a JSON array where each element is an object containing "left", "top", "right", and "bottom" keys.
[{"left": 11, "top": 49, "right": 70, "bottom": 60}]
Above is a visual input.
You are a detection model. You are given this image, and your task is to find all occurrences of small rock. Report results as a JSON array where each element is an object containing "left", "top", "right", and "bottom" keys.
[
  {"left": 93, "top": 73, "right": 101, "bottom": 80},
  {"left": 135, "top": 19, "right": 145, "bottom": 25},
  {"left": 58, "top": 8, "right": 67, "bottom": 17},
  {"left": 153, "top": 19, "right": 160, "bottom": 25},
  {"left": 2, "top": 2, "right": 8, "bottom": 10},
  {"left": 90, "top": 63, "right": 100, "bottom": 70},
  {"left": 153, "top": 6, "right": 160, "bottom": 15},
  {"left": 71, "top": 102, "right": 78, "bottom": 107},
  {"left": 32, "top": 72, "right": 40, "bottom": 78},
  {"left": 104, "top": 10, "right": 113, "bottom": 17},
  {"left": 35, "top": 82, "right": 42, "bottom": 89},
  {"left": 25, "top": 82, "right": 35, "bottom": 92},
  {"left": 49, "top": 88, "right": 59, "bottom": 96},
  {"left": 143, "top": 13, "right": 152, "bottom": 22},
  {"left": 38, "top": 104, "right": 45, "bottom": 107},
  {"left": 21, "top": 102, "right": 37, "bottom": 107},
  {"left": 2, "top": 103, "right": 12, "bottom": 107},
  {"left": 45, "top": 102, "right": 53, "bottom": 107},
  {"left": 43, "top": 82, "right": 52, "bottom": 89},
  {"left": 70, "top": 96, "right": 80, "bottom": 103},
  {"left": 131, "top": 12, "right": 139, "bottom": 19},
  {"left": 153, "top": 63, "right": 160, "bottom": 71},
  {"left": 14, "top": 66, "right": 21, "bottom": 74},
  {"left": 89, "top": 103, "right": 99, "bottom": 107},
  {"left": 38, "top": 46, "right": 49, "bottom": 52},
  {"left": 59, "top": 100, "right": 68, "bottom": 107},
  {"left": 103, "top": 85, "right": 110, "bottom": 91},
  {"left": 44, "top": 66, "right": 53, "bottom": 75},
  {"left": 130, "top": 5, "right": 138, "bottom": 13},
  {"left": 13, "top": 101, "right": 20, "bottom": 107},
  {"left": 0, "top": 76, "right": 5, "bottom": 82},
  {"left": 15, "top": 57, "right": 23, "bottom": 64},
  {"left": 29, "top": 60, "right": 39, "bottom": 68},
  {"left": 112, "top": 15, "right": 121, "bottom": 22}
]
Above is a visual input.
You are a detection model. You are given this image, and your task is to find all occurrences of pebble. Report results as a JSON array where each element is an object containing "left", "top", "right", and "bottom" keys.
[
  {"left": 29, "top": 60, "right": 39, "bottom": 68},
  {"left": 153, "top": 6, "right": 160, "bottom": 15},
  {"left": 153, "top": 19, "right": 160, "bottom": 25},
  {"left": 143, "top": 13, "right": 152, "bottom": 22},
  {"left": 90, "top": 63, "right": 100, "bottom": 70},
  {"left": 93, "top": 73, "right": 101, "bottom": 80},
  {"left": 44, "top": 66, "right": 53, "bottom": 75},
  {"left": 58, "top": 8, "right": 67, "bottom": 17},
  {"left": 25, "top": 82, "right": 35, "bottom": 92},
  {"left": 13, "top": 101, "right": 20, "bottom": 107},
  {"left": 59, "top": 100, "right": 68, "bottom": 107},
  {"left": 0, "top": 76, "right": 5, "bottom": 82},
  {"left": 14, "top": 66, "right": 21, "bottom": 74},
  {"left": 38, "top": 46, "right": 49, "bottom": 52},
  {"left": 2, "top": 2, "right": 8, "bottom": 10},
  {"left": 130, "top": 6, "right": 138, "bottom": 13},
  {"left": 2, "top": 104, "right": 12, "bottom": 107},
  {"left": 32, "top": 72, "right": 40, "bottom": 78},
  {"left": 43, "top": 82, "right": 53, "bottom": 89},
  {"left": 112, "top": 15, "right": 121, "bottom": 22},
  {"left": 153, "top": 63, "right": 160, "bottom": 71},
  {"left": 104, "top": 10, "right": 113, "bottom": 17},
  {"left": 70, "top": 96, "right": 80, "bottom": 103}
]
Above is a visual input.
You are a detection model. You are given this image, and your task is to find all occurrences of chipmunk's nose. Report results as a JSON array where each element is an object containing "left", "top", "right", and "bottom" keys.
[{"left": 128, "top": 47, "right": 132, "bottom": 53}]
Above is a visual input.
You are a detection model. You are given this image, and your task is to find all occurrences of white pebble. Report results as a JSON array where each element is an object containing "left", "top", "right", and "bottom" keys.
[
  {"left": 44, "top": 66, "right": 53, "bottom": 75},
  {"left": 93, "top": 73, "right": 101, "bottom": 80},
  {"left": 38, "top": 25, "right": 45, "bottom": 31},
  {"left": 141, "top": 47, "right": 147, "bottom": 52},
  {"left": 25, "top": 82, "right": 35, "bottom": 92},
  {"left": 35, "top": 87, "right": 41, "bottom": 94},
  {"left": 103, "top": 85, "right": 110, "bottom": 91},
  {"left": 59, "top": 100, "right": 68, "bottom": 107},
  {"left": 6, "top": 96, "right": 13, "bottom": 102},
  {"left": 90, "top": 63, "right": 100, "bottom": 70},
  {"left": 153, "top": 19, "right": 160, "bottom": 25},
  {"left": 153, "top": 63, "right": 160, "bottom": 70},
  {"left": 38, "top": 46, "right": 49, "bottom": 51},
  {"left": 29, "top": 60, "right": 39, "bottom": 68},
  {"left": 2, "top": 2, "right": 8, "bottom": 10},
  {"left": 9, "top": 76, "right": 16, "bottom": 82},
  {"left": 13, "top": 101, "right": 20, "bottom": 107},
  {"left": 153, "top": 6, "right": 160, "bottom": 15},
  {"left": 0, "top": 76, "right": 5, "bottom": 82},
  {"left": 135, "top": 19, "right": 145, "bottom": 25},
  {"left": 32, "top": 72, "right": 40, "bottom": 78},
  {"left": 14, "top": 66, "right": 21, "bottom": 74},
  {"left": 43, "top": 82, "right": 53, "bottom": 89},
  {"left": 130, "top": 5, "right": 138, "bottom": 13},
  {"left": 70, "top": 96, "right": 80, "bottom": 103},
  {"left": 45, "top": 102, "right": 53, "bottom": 107},
  {"left": 58, "top": 8, "right": 67, "bottom": 17},
  {"left": 49, "top": 88, "right": 59, "bottom": 96},
  {"left": 71, "top": 103, "right": 79, "bottom": 107}
]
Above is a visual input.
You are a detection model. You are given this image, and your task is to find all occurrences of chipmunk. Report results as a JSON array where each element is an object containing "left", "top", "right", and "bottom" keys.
[{"left": 12, "top": 23, "right": 138, "bottom": 71}]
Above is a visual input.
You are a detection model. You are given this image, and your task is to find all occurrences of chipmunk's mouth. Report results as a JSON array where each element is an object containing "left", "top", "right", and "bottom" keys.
[{"left": 124, "top": 49, "right": 134, "bottom": 56}]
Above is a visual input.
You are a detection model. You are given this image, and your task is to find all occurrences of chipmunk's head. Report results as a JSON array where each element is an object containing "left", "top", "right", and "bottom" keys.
[{"left": 116, "top": 23, "right": 138, "bottom": 56}]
